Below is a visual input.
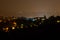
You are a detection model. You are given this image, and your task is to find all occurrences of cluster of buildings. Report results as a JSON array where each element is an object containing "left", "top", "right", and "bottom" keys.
[{"left": 0, "top": 16, "right": 60, "bottom": 32}]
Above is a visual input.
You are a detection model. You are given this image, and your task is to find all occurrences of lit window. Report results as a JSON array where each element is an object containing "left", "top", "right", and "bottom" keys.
[
  {"left": 41, "top": 18, "right": 45, "bottom": 21},
  {"left": 12, "top": 27, "right": 15, "bottom": 30},
  {"left": 13, "top": 22, "right": 16, "bottom": 25},
  {"left": 13, "top": 22, "right": 17, "bottom": 27},
  {"left": 57, "top": 20, "right": 60, "bottom": 23},
  {"left": 5, "top": 27, "right": 9, "bottom": 32},
  {"left": 20, "top": 24, "right": 23, "bottom": 28},
  {"left": 6, "top": 27, "right": 9, "bottom": 30},
  {"left": 0, "top": 20, "right": 2, "bottom": 22},
  {"left": 3, "top": 27, "right": 9, "bottom": 32},
  {"left": 20, "top": 26, "right": 23, "bottom": 29}
]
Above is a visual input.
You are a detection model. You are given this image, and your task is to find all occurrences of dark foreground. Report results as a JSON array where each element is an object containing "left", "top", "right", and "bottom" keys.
[{"left": 0, "top": 24, "right": 60, "bottom": 39}]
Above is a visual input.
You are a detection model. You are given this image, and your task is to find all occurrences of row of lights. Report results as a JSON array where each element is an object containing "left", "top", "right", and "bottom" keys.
[{"left": 2, "top": 24, "right": 39, "bottom": 32}]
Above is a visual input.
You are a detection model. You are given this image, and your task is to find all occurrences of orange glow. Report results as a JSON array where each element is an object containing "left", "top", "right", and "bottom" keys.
[
  {"left": 3, "top": 27, "right": 9, "bottom": 32},
  {"left": 13, "top": 22, "right": 17, "bottom": 27},
  {"left": 13, "top": 22, "right": 16, "bottom": 25},
  {"left": 0, "top": 20, "right": 2, "bottom": 22}
]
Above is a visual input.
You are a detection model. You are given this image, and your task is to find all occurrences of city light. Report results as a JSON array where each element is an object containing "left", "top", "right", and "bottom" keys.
[
  {"left": 20, "top": 24, "right": 24, "bottom": 29},
  {"left": 41, "top": 18, "right": 45, "bottom": 21},
  {"left": 0, "top": 20, "right": 2, "bottom": 23},
  {"left": 12, "top": 27, "right": 15, "bottom": 30},
  {"left": 57, "top": 20, "right": 60, "bottom": 23},
  {"left": 13, "top": 22, "right": 17, "bottom": 25},
  {"left": 13, "top": 22, "right": 17, "bottom": 27},
  {"left": 0, "top": 16, "right": 60, "bottom": 32},
  {"left": 3, "top": 27, "right": 9, "bottom": 32}
]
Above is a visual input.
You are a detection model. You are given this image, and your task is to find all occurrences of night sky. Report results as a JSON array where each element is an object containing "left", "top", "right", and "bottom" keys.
[{"left": 0, "top": 0, "right": 60, "bottom": 18}]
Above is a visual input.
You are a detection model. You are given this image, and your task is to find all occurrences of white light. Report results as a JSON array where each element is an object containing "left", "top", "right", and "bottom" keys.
[
  {"left": 57, "top": 20, "right": 60, "bottom": 23},
  {"left": 12, "top": 27, "right": 15, "bottom": 30},
  {"left": 42, "top": 18, "right": 45, "bottom": 20}
]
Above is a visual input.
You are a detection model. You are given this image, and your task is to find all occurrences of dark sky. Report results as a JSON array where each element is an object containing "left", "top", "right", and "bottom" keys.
[{"left": 0, "top": 0, "right": 60, "bottom": 17}]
